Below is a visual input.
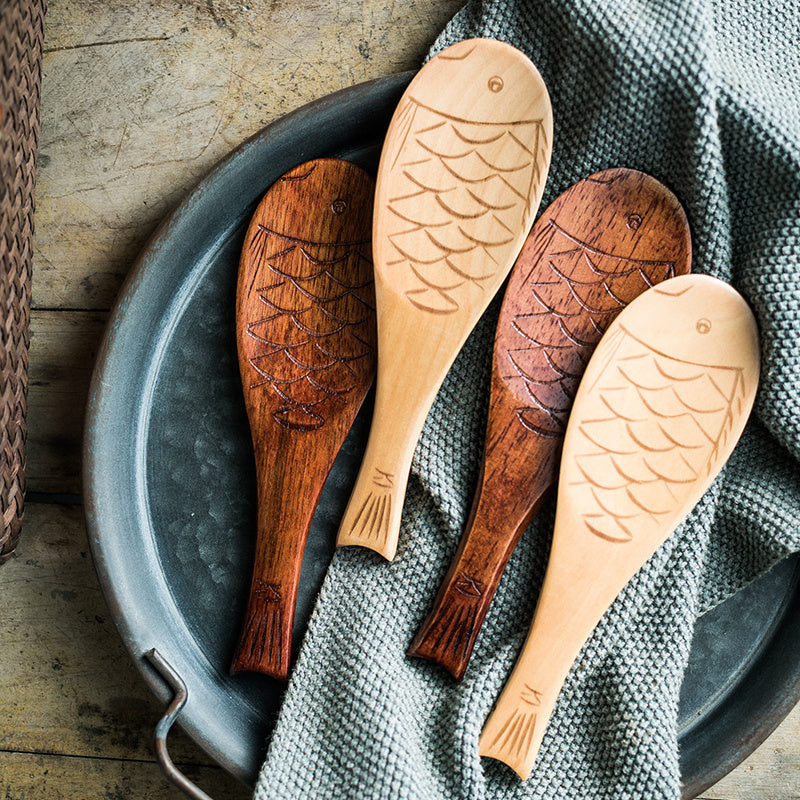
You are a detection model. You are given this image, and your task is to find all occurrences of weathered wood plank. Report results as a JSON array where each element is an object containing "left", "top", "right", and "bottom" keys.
[
  {"left": 27, "top": 310, "right": 106, "bottom": 495},
  {"left": 34, "top": 0, "right": 463, "bottom": 311},
  {"left": 0, "top": 751, "right": 250, "bottom": 800}
]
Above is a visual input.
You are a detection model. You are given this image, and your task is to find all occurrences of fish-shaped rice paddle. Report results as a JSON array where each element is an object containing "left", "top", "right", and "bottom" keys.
[
  {"left": 408, "top": 168, "right": 691, "bottom": 679},
  {"left": 231, "top": 159, "right": 376, "bottom": 679},
  {"left": 480, "top": 274, "right": 760, "bottom": 779},
  {"left": 336, "top": 38, "right": 553, "bottom": 560}
]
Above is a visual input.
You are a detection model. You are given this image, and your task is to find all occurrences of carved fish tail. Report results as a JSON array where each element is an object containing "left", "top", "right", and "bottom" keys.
[
  {"left": 346, "top": 489, "right": 392, "bottom": 545},
  {"left": 339, "top": 467, "right": 396, "bottom": 553},
  {"left": 231, "top": 592, "right": 289, "bottom": 679},
  {"left": 408, "top": 588, "right": 484, "bottom": 679},
  {"left": 479, "top": 706, "right": 539, "bottom": 769}
]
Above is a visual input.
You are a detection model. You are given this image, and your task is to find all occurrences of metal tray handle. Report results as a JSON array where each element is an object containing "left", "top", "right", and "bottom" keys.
[{"left": 145, "top": 648, "right": 217, "bottom": 800}]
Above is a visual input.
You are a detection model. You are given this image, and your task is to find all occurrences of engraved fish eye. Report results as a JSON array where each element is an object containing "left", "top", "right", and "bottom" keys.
[
  {"left": 626, "top": 213, "right": 642, "bottom": 231},
  {"left": 696, "top": 318, "right": 712, "bottom": 334},
  {"left": 331, "top": 198, "right": 347, "bottom": 215},
  {"left": 488, "top": 75, "right": 504, "bottom": 93}
]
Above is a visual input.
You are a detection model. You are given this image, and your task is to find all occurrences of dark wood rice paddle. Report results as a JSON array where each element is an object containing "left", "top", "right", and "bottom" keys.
[
  {"left": 231, "top": 158, "right": 376, "bottom": 679},
  {"left": 408, "top": 169, "right": 691, "bottom": 679},
  {"left": 480, "top": 274, "right": 760, "bottom": 779}
]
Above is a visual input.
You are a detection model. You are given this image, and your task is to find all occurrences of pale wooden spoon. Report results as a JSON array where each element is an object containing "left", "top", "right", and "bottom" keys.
[
  {"left": 336, "top": 38, "right": 553, "bottom": 560},
  {"left": 408, "top": 168, "right": 691, "bottom": 679},
  {"left": 479, "top": 273, "right": 760, "bottom": 779},
  {"left": 231, "top": 158, "right": 376, "bottom": 679}
]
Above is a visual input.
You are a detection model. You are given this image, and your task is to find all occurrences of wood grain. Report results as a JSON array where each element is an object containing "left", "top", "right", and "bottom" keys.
[
  {"left": 231, "top": 159, "right": 376, "bottom": 679},
  {"left": 0, "top": 504, "right": 238, "bottom": 768},
  {"left": 0, "top": 752, "right": 250, "bottom": 800},
  {"left": 698, "top": 700, "right": 800, "bottom": 798},
  {"left": 408, "top": 168, "right": 691, "bottom": 678},
  {"left": 479, "top": 274, "right": 761, "bottom": 780},
  {"left": 336, "top": 37, "right": 553, "bottom": 560},
  {"left": 34, "top": 0, "right": 463, "bottom": 311},
  {"left": 27, "top": 309, "right": 106, "bottom": 495}
]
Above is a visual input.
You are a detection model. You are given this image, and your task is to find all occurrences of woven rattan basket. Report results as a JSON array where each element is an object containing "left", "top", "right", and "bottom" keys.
[{"left": 0, "top": 0, "right": 45, "bottom": 564}]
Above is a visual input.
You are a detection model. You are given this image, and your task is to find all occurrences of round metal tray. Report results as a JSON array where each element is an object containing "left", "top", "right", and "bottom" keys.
[{"left": 83, "top": 73, "right": 800, "bottom": 796}]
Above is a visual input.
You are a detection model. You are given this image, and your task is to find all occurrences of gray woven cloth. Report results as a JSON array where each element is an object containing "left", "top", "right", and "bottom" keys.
[{"left": 253, "top": 1, "right": 800, "bottom": 797}]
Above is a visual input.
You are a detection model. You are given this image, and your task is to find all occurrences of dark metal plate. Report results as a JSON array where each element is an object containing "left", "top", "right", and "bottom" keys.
[{"left": 83, "top": 74, "right": 800, "bottom": 794}]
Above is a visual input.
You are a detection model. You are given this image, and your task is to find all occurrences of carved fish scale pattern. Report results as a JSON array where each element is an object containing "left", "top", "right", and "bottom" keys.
[
  {"left": 570, "top": 325, "right": 747, "bottom": 543},
  {"left": 502, "top": 221, "right": 677, "bottom": 438},
  {"left": 382, "top": 97, "right": 549, "bottom": 314},
  {"left": 244, "top": 226, "right": 375, "bottom": 431}
]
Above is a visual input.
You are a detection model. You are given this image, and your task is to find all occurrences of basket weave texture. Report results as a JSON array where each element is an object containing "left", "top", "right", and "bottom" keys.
[{"left": 0, "top": 0, "right": 45, "bottom": 565}]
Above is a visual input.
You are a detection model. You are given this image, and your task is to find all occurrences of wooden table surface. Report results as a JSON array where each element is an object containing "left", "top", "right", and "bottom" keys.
[{"left": 2, "top": 2, "right": 799, "bottom": 798}]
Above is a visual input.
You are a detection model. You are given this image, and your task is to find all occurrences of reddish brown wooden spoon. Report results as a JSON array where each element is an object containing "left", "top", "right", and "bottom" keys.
[
  {"left": 408, "top": 168, "right": 691, "bottom": 679},
  {"left": 231, "top": 158, "right": 376, "bottom": 679}
]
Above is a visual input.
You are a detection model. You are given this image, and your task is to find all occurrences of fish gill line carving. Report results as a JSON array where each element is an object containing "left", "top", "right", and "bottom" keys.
[
  {"left": 652, "top": 282, "right": 693, "bottom": 297},
  {"left": 436, "top": 42, "right": 477, "bottom": 61},
  {"left": 547, "top": 221, "right": 676, "bottom": 277},
  {"left": 280, "top": 164, "right": 316, "bottom": 182},
  {"left": 582, "top": 172, "right": 625, "bottom": 186}
]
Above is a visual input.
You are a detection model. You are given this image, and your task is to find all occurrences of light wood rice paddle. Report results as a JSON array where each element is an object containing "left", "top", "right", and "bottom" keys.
[
  {"left": 231, "top": 159, "right": 376, "bottom": 679},
  {"left": 336, "top": 38, "right": 553, "bottom": 560},
  {"left": 408, "top": 168, "right": 691, "bottom": 679},
  {"left": 479, "top": 274, "right": 760, "bottom": 779}
]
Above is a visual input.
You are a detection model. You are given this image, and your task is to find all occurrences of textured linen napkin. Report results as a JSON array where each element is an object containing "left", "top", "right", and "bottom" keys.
[{"left": 253, "top": 1, "right": 800, "bottom": 797}]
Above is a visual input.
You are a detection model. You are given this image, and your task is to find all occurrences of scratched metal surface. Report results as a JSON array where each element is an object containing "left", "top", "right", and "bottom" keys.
[{"left": 83, "top": 75, "right": 800, "bottom": 792}]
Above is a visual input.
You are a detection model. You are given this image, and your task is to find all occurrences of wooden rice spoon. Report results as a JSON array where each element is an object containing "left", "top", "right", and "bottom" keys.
[
  {"left": 479, "top": 274, "right": 760, "bottom": 780},
  {"left": 408, "top": 168, "right": 691, "bottom": 679},
  {"left": 336, "top": 38, "right": 553, "bottom": 560},
  {"left": 231, "top": 158, "right": 377, "bottom": 679}
]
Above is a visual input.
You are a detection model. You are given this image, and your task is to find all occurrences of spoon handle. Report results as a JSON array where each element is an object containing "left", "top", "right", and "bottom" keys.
[
  {"left": 478, "top": 538, "right": 605, "bottom": 779},
  {"left": 408, "top": 376, "right": 557, "bottom": 677},
  {"left": 230, "top": 158, "right": 377, "bottom": 678},
  {"left": 335, "top": 302, "right": 455, "bottom": 560},
  {"left": 336, "top": 39, "right": 553, "bottom": 562},
  {"left": 231, "top": 434, "right": 327, "bottom": 678},
  {"left": 481, "top": 275, "right": 761, "bottom": 780}
]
